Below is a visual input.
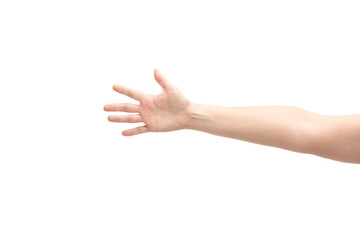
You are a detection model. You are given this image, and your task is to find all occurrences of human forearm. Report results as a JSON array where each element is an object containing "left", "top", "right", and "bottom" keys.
[{"left": 185, "top": 103, "right": 324, "bottom": 154}]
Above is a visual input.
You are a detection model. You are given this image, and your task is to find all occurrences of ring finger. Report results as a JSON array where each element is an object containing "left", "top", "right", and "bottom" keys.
[
  {"left": 108, "top": 114, "right": 143, "bottom": 123},
  {"left": 104, "top": 103, "right": 140, "bottom": 113}
]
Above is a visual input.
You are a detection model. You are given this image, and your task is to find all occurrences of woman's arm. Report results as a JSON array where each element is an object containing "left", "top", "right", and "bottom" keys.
[
  {"left": 186, "top": 103, "right": 360, "bottom": 164},
  {"left": 104, "top": 68, "right": 360, "bottom": 164}
]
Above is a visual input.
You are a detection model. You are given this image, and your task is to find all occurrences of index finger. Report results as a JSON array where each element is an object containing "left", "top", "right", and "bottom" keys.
[{"left": 112, "top": 84, "right": 143, "bottom": 101}]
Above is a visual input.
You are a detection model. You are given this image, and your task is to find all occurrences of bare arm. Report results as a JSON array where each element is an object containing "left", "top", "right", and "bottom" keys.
[
  {"left": 104, "top": 69, "right": 360, "bottom": 164},
  {"left": 186, "top": 103, "right": 360, "bottom": 164}
]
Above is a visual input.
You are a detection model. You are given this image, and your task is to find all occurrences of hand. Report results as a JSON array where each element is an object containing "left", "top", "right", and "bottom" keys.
[{"left": 104, "top": 68, "right": 191, "bottom": 136}]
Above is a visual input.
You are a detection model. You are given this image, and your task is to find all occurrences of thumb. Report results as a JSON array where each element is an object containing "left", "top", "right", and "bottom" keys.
[{"left": 154, "top": 68, "right": 169, "bottom": 90}]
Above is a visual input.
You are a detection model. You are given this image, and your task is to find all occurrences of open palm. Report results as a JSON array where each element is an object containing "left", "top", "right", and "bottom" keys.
[{"left": 104, "top": 68, "right": 191, "bottom": 136}]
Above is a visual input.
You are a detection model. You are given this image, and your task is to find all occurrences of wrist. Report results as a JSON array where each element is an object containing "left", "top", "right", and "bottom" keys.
[{"left": 184, "top": 102, "right": 210, "bottom": 130}]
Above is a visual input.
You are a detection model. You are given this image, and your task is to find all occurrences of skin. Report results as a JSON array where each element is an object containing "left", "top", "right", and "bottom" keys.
[{"left": 104, "top": 68, "right": 360, "bottom": 164}]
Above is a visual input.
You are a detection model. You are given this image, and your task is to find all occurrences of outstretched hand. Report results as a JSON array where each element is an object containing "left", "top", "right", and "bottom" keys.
[{"left": 104, "top": 68, "right": 191, "bottom": 136}]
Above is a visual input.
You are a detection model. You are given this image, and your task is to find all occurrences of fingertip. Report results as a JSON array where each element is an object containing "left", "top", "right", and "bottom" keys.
[
  {"left": 104, "top": 105, "right": 109, "bottom": 111},
  {"left": 122, "top": 130, "right": 131, "bottom": 136}
]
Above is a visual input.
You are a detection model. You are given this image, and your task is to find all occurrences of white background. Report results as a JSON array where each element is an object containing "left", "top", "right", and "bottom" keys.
[{"left": 0, "top": 0, "right": 360, "bottom": 239}]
